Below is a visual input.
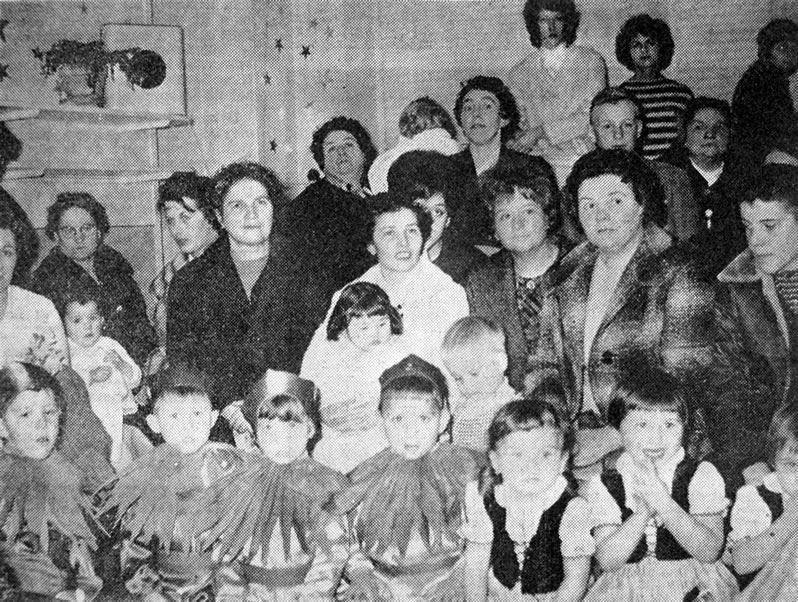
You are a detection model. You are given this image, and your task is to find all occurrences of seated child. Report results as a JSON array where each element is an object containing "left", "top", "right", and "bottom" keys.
[
  {"left": 99, "top": 361, "right": 248, "bottom": 600},
  {"left": 463, "top": 397, "right": 594, "bottom": 601},
  {"left": 585, "top": 364, "right": 738, "bottom": 601},
  {"left": 441, "top": 316, "right": 518, "bottom": 452},
  {"left": 728, "top": 403, "right": 798, "bottom": 598},
  {"left": 333, "top": 354, "right": 482, "bottom": 601},
  {"left": 301, "top": 281, "right": 408, "bottom": 473},
  {"left": 215, "top": 369, "right": 349, "bottom": 600},
  {"left": 60, "top": 283, "right": 144, "bottom": 470},
  {"left": 0, "top": 362, "right": 101, "bottom": 599}
]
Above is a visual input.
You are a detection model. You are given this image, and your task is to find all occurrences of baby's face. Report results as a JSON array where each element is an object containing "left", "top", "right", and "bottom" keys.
[
  {"left": 346, "top": 314, "right": 392, "bottom": 351},
  {"left": 64, "top": 301, "right": 103, "bottom": 348},
  {"left": 147, "top": 393, "right": 218, "bottom": 455},
  {"left": 446, "top": 353, "right": 506, "bottom": 398},
  {"left": 1, "top": 390, "right": 60, "bottom": 460}
]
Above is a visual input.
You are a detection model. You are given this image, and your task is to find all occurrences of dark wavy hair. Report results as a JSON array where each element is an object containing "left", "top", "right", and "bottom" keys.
[
  {"left": 386, "top": 149, "right": 468, "bottom": 214},
  {"left": 157, "top": 171, "right": 220, "bottom": 231},
  {"left": 366, "top": 191, "right": 433, "bottom": 246},
  {"left": 564, "top": 148, "right": 666, "bottom": 233},
  {"left": 399, "top": 97, "right": 458, "bottom": 139},
  {"left": 309, "top": 116, "right": 378, "bottom": 182},
  {"left": 479, "top": 159, "right": 562, "bottom": 236},
  {"left": 523, "top": 0, "right": 581, "bottom": 48},
  {"left": 0, "top": 193, "right": 39, "bottom": 285},
  {"left": 757, "top": 18, "right": 798, "bottom": 60},
  {"left": 249, "top": 390, "right": 322, "bottom": 454},
  {"left": 45, "top": 192, "right": 110, "bottom": 241},
  {"left": 741, "top": 164, "right": 798, "bottom": 217},
  {"left": 616, "top": 14, "right": 675, "bottom": 72},
  {"left": 210, "top": 161, "right": 288, "bottom": 217},
  {"left": 0, "top": 362, "right": 64, "bottom": 416},
  {"left": 327, "top": 282, "right": 403, "bottom": 341},
  {"left": 148, "top": 359, "right": 215, "bottom": 414},
  {"left": 684, "top": 96, "right": 731, "bottom": 126},
  {"left": 454, "top": 76, "right": 521, "bottom": 143}
]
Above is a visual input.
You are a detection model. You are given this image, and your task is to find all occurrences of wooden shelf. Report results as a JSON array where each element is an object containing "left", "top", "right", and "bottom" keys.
[
  {"left": 3, "top": 165, "right": 44, "bottom": 181},
  {"left": 41, "top": 168, "right": 174, "bottom": 183},
  {"left": 0, "top": 104, "right": 191, "bottom": 132}
]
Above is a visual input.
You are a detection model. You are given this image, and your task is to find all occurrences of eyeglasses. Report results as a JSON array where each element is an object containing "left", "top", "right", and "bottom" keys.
[{"left": 58, "top": 223, "right": 97, "bottom": 239}]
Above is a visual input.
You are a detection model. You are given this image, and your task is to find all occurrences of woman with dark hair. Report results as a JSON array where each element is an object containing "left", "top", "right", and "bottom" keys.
[
  {"left": 616, "top": 14, "right": 694, "bottom": 160},
  {"left": 31, "top": 192, "right": 155, "bottom": 368},
  {"left": 527, "top": 149, "right": 715, "bottom": 473},
  {"left": 167, "top": 161, "right": 315, "bottom": 444},
  {"left": 508, "top": 0, "right": 607, "bottom": 184},
  {"left": 286, "top": 116, "right": 378, "bottom": 329}
]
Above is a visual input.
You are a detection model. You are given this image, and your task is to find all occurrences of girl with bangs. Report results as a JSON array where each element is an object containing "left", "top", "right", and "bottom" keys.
[{"left": 301, "top": 281, "right": 409, "bottom": 474}]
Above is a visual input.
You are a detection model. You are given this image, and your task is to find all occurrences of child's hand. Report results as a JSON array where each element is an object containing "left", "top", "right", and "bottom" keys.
[
  {"left": 104, "top": 349, "right": 125, "bottom": 370},
  {"left": 221, "top": 403, "right": 251, "bottom": 434},
  {"left": 89, "top": 365, "right": 112, "bottom": 384},
  {"left": 742, "top": 462, "right": 770, "bottom": 486},
  {"left": 632, "top": 462, "right": 672, "bottom": 514}
]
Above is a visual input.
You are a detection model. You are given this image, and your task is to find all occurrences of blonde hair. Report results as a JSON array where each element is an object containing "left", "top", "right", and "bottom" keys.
[{"left": 441, "top": 317, "right": 507, "bottom": 371}]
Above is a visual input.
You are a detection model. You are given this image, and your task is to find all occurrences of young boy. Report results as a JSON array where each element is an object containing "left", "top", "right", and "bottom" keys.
[
  {"left": 61, "top": 283, "right": 143, "bottom": 470},
  {"left": 334, "top": 354, "right": 481, "bottom": 601},
  {"left": 441, "top": 316, "right": 518, "bottom": 452},
  {"left": 0, "top": 362, "right": 102, "bottom": 599},
  {"left": 99, "top": 361, "right": 247, "bottom": 600}
]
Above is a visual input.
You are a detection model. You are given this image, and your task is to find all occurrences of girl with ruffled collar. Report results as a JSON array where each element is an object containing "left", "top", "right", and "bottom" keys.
[{"left": 333, "top": 354, "right": 482, "bottom": 601}]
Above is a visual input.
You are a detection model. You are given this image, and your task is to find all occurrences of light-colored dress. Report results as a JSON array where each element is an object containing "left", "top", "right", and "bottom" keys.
[
  {"left": 585, "top": 449, "right": 738, "bottom": 601},
  {"left": 301, "top": 334, "right": 408, "bottom": 474},
  {"left": 463, "top": 475, "right": 595, "bottom": 601},
  {"left": 450, "top": 378, "right": 518, "bottom": 452},
  {"left": 0, "top": 285, "right": 68, "bottom": 374}
]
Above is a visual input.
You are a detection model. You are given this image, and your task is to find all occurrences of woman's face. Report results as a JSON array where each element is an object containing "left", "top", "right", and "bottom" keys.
[
  {"left": 493, "top": 188, "right": 549, "bottom": 254},
  {"left": 368, "top": 208, "right": 424, "bottom": 273},
  {"left": 322, "top": 130, "right": 366, "bottom": 184},
  {"left": 56, "top": 207, "right": 100, "bottom": 263},
  {"left": 629, "top": 34, "right": 661, "bottom": 73},
  {"left": 163, "top": 198, "right": 218, "bottom": 257},
  {"left": 460, "top": 89, "right": 508, "bottom": 147},
  {"left": 684, "top": 108, "right": 729, "bottom": 163},
  {"left": 537, "top": 9, "right": 566, "bottom": 49},
  {"left": 217, "top": 178, "right": 273, "bottom": 248},
  {"left": 0, "top": 228, "right": 17, "bottom": 291},
  {"left": 578, "top": 174, "right": 644, "bottom": 254},
  {"left": 415, "top": 193, "right": 449, "bottom": 253}
]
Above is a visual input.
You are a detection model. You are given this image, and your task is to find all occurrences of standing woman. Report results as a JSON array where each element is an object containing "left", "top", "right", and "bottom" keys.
[
  {"left": 616, "top": 14, "right": 694, "bottom": 160},
  {"left": 167, "top": 162, "right": 313, "bottom": 444},
  {"left": 31, "top": 192, "right": 156, "bottom": 368},
  {"left": 527, "top": 149, "right": 715, "bottom": 473},
  {"left": 508, "top": 0, "right": 607, "bottom": 184}
]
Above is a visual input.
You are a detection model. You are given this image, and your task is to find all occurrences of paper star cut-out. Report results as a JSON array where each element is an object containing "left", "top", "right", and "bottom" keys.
[
  {"left": 309, "top": 19, "right": 319, "bottom": 29},
  {"left": 275, "top": 39, "right": 284, "bottom": 52},
  {"left": 0, "top": 64, "right": 9, "bottom": 82},
  {"left": 301, "top": 45, "right": 311, "bottom": 59},
  {"left": 263, "top": 73, "right": 271, "bottom": 85},
  {"left": 0, "top": 20, "right": 8, "bottom": 43},
  {"left": 270, "top": 140, "right": 278, "bottom": 152}
]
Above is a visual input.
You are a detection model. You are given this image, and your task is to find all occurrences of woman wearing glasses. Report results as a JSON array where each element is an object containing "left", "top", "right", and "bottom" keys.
[{"left": 31, "top": 192, "right": 156, "bottom": 368}]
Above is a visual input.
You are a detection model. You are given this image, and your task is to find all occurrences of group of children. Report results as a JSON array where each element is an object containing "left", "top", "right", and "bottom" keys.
[{"left": 3, "top": 302, "right": 798, "bottom": 600}]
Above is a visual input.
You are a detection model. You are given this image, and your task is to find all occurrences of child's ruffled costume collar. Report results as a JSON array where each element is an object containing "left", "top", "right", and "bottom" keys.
[
  {"left": 331, "top": 444, "right": 482, "bottom": 557},
  {"left": 0, "top": 451, "right": 96, "bottom": 552}
]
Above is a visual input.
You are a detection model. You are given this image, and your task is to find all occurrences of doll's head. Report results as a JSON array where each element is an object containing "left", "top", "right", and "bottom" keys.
[
  {"left": 243, "top": 370, "right": 321, "bottom": 464},
  {"left": 766, "top": 403, "right": 798, "bottom": 496},
  {"left": 398, "top": 97, "right": 458, "bottom": 140},
  {"left": 486, "top": 398, "right": 572, "bottom": 495},
  {"left": 59, "top": 283, "right": 104, "bottom": 349},
  {"left": 327, "top": 282, "right": 402, "bottom": 350},
  {"left": 378, "top": 355, "right": 450, "bottom": 460},
  {"left": 146, "top": 361, "right": 218, "bottom": 455},
  {"left": 0, "top": 362, "right": 64, "bottom": 460},
  {"left": 441, "top": 317, "right": 508, "bottom": 399}
]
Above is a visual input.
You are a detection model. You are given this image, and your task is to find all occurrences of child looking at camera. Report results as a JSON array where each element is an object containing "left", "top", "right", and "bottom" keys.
[
  {"left": 334, "top": 354, "right": 481, "bottom": 601},
  {"left": 585, "top": 365, "right": 737, "bottom": 601},
  {"left": 301, "top": 281, "right": 408, "bottom": 473},
  {"left": 441, "top": 316, "right": 518, "bottom": 452},
  {"left": 463, "top": 397, "right": 593, "bottom": 601}
]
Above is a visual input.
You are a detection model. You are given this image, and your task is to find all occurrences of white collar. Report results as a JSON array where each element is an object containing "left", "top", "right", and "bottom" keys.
[
  {"left": 689, "top": 159, "right": 724, "bottom": 187},
  {"left": 495, "top": 475, "right": 568, "bottom": 543},
  {"left": 541, "top": 44, "right": 568, "bottom": 71}
]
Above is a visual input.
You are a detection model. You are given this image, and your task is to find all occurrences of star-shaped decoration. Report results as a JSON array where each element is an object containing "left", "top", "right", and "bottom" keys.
[
  {"left": 325, "top": 25, "right": 334, "bottom": 39},
  {"left": 263, "top": 73, "right": 271, "bottom": 85},
  {"left": 309, "top": 19, "right": 319, "bottom": 29},
  {"left": 275, "top": 39, "right": 283, "bottom": 52},
  {"left": 269, "top": 139, "right": 278, "bottom": 152},
  {"left": 0, "top": 64, "right": 9, "bottom": 82},
  {"left": 32, "top": 47, "right": 44, "bottom": 62},
  {"left": 301, "top": 45, "right": 311, "bottom": 59},
  {"left": 81, "top": 1, "right": 88, "bottom": 13},
  {"left": 0, "top": 20, "right": 8, "bottom": 43}
]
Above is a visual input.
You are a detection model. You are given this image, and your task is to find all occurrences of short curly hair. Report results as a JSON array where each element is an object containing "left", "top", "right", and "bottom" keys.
[
  {"left": 563, "top": 149, "right": 666, "bottom": 232},
  {"left": 210, "top": 161, "right": 288, "bottom": 216},
  {"left": 0, "top": 195, "right": 39, "bottom": 285},
  {"left": 399, "top": 97, "right": 458, "bottom": 140},
  {"left": 310, "top": 116, "right": 378, "bottom": 177},
  {"left": 45, "top": 192, "right": 110, "bottom": 241},
  {"left": 454, "top": 76, "right": 521, "bottom": 143},
  {"left": 523, "top": 0, "right": 581, "bottom": 48},
  {"left": 616, "top": 14, "right": 675, "bottom": 72},
  {"left": 366, "top": 191, "right": 433, "bottom": 247},
  {"left": 157, "top": 171, "right": 220, "bottom": 231}
]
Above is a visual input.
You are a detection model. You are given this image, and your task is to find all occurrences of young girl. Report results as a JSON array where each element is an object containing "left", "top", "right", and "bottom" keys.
[
  {"left": 214, "top": 369, "right": 349, "bottom": 600},
  {"left": 463, "top": 397, "right": 593, "bottom": 601},
  {"left": 728, "top": 403, "right": 798, "bottom": 599},
  {"left": 0, "top": 362, "right": 101, "bottom": 599},
  {"left": 585, "top": 366, "right": 738, "bottom": 601},
  {"left": 301, "top": 281, "right": 408, "bottom": 473}
]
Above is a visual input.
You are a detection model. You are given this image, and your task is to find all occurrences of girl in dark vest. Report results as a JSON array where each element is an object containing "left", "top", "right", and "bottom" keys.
[
  {"left": 585, "top": 365, "right": 737, "bottom": 601},
  {"left": 729, "top": 403, "right": 798, "bottom": 599},
  {"left": 463, "top": 396, "right": 594, "bottom": 601}
]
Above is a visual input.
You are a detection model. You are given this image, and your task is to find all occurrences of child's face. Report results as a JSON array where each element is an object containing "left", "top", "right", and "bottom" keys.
[
  {"left": 773, "top": 444, "right": 798, "bottom": 496},
  {"left": 146, "top": 393, "right": 219, "bottom": 455},
  {"left": 381, "top": 392, "right": 446, "bottom": 460},
  {"left": 446, "top": 352, "right": 506, "bottom": 399},
  {"left": 490, "top": 428, "right": 566, "bottom": 495},
  {"left": 64, "top": 300, "right": 103, "bottom": 348},
  {"left": 346, "top": 314, "right": 392, "bottom": 351},
  {"left": 493, "top": 189, "right": 549, "bottom": 255},
  {"left": 257, "top": 417, "right": 313, "bottom": 464},
  {"left": 620, "top": 408, "right": 684, "bottom": 468},
  {"left": 0, "top": 390, "right": 61, "bottom": 460},
  {"left": 368, "top": 208, "right": 424, "bottom": 274}
]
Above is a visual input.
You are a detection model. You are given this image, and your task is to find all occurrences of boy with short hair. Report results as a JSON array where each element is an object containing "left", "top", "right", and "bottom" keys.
[
  {"left": 334, "top": 354, "right": 481, "bottom": 601},
  {"left": 441, "top": 316, "right": 518, "bottom": 452}
]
